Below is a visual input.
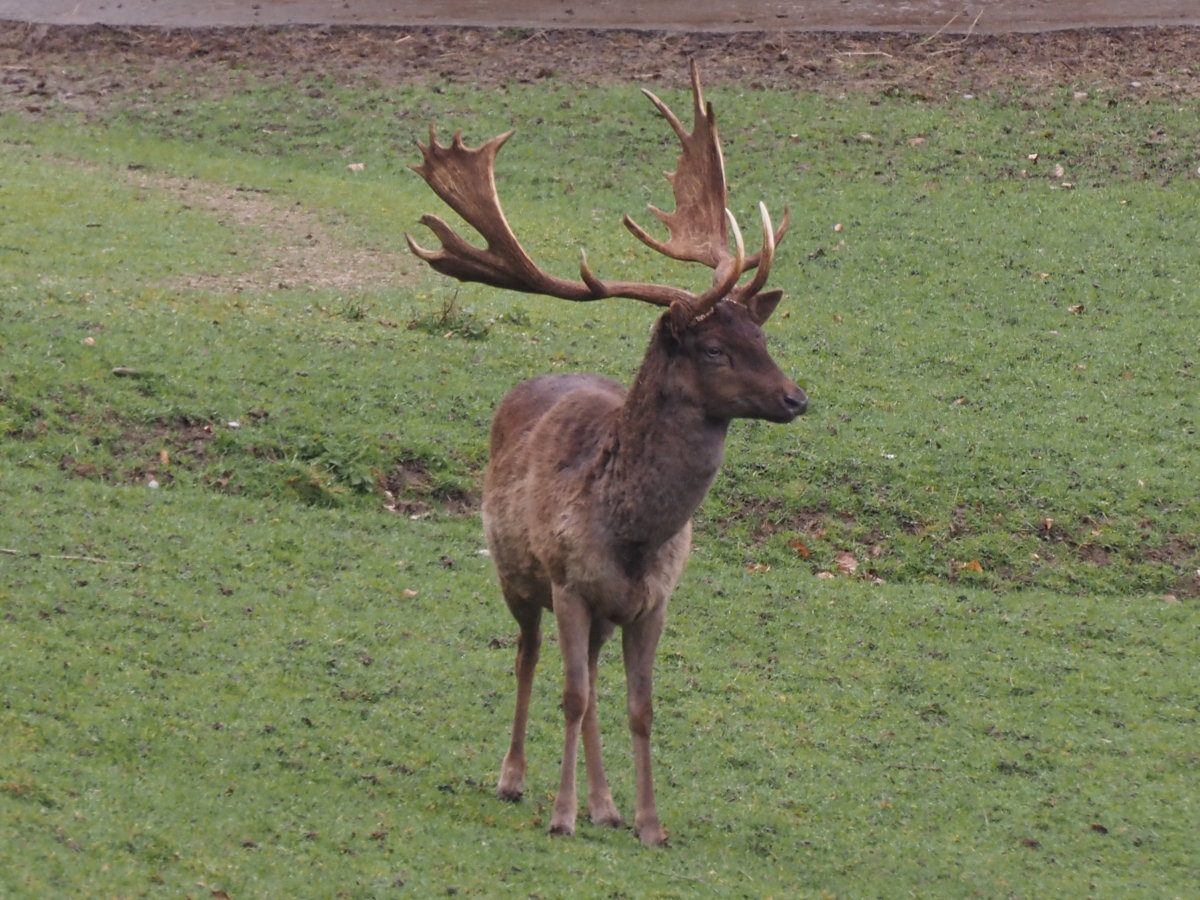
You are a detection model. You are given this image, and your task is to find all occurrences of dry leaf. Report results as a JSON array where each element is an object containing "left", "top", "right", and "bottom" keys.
[
  {"left": 347, "top": 162, "right": 365, "bottom": 172},
  {"left": 788, "top": 538, "right": 812, "bottom": 559},
  {"left": 1068, "top": 304, "right": 1085, "bottom": 314},
  {"left": 834, "top": 551, "right": 858, "bottom": 576},
  {"left": 159, "top": 448, "right": 170, "bottom": 466},
  {"left": 961, "top": 559, "right": 984, "bottom": 574},
  {"left": 745, "top": 562, "right": 771, "bottom": 574},
  {"left": 833, "top": 222, "right": 844, "bottom": 233},
  {"left": 816, "top": 571, "right": 836, "bottom": 580},
  {"left": 401, "top": 588, "right": 419, "bottom": 599}
]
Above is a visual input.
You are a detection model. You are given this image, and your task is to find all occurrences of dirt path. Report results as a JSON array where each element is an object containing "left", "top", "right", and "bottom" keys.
[{"left": 3, "top": 0, "right": 1199, "bottom": 32}]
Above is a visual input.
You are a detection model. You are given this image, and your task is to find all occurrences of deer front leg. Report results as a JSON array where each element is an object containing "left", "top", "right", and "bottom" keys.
[
  {"left": 549, "top": 586, "right": 591, "bottom": 837},
  {"left": 583, "top": 617, "right": 621, "bottom": 827},
  {"left": 497, "top": 602, "right": 542, "bottom": 801},
  {"left": 623, "top": 605, "right": 667, "bottom": 846}
]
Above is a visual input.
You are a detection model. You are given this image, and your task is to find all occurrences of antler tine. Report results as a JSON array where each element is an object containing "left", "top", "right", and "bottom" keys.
[
  {"left": 744, "top": 206, "right": 790, "bottom": 271},
  {"left": 731, "top": 203, "right": 776, "bottom": 303}
]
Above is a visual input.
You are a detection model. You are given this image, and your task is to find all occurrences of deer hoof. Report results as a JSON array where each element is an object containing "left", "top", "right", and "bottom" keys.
[
  {"left": 588, "top": 811, "right": 619, "bottom": 830},
  {"left": 589, "top": 804, "right": 623, "bottom": 829},
  {"left": 548, "top": 818, "right": 576, "bottom": 838},
  {"left": 635, "top": 819, "right": 668, "bottom": 847},
  {"left": 496, "top": 757, "right": 525, "bottom": 801}
]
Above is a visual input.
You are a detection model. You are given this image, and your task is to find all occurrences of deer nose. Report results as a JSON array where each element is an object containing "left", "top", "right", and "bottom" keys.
[{"left": 784, "top": 387, "right": 808, "bottom": 417}]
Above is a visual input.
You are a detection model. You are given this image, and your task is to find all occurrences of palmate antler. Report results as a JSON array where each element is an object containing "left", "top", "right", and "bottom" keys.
[{"left": 406, "top": 60, "right": 787, "bottom": 325}]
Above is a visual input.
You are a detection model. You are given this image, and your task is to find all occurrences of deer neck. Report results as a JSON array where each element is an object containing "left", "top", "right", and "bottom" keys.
[{"left": 596, "top": 337, "right": 728, "bottom": 550}]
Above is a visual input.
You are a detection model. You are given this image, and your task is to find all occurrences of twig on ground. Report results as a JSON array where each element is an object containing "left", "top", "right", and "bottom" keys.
[
  {"left": 914, "top": 12, "right": 961, "bottom": 48},
  {"left": 837, "top": 50, "right": 895, "bottom": 59},
  {"left": 1, "top": 548, "right": 141, "bottom": 567},
  {"left": 928, "top": 9, "right": 986, "bottom": 56}
]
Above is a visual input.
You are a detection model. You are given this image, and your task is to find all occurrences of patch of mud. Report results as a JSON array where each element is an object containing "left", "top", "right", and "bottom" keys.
[
  {"left": 59, "top": 414, "right": 217, "bottom": 486},
  {"left": 379, "top": 457, "right": 478, "bottom": 517}
]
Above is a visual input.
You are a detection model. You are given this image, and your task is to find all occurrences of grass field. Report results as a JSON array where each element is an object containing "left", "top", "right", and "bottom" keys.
[{"left": 1, "top": 53, "right": 1197, "bottom": 896}]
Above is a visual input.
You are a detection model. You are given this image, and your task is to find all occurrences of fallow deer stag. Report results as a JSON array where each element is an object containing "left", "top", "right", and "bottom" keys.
[{"left": 407, "top": 61, "right": 807, "bottom": 846}]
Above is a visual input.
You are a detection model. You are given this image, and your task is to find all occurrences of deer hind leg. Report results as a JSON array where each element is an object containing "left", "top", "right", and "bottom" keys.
[
  {"left": 548, "top": 585, "right": 591, "bottom": 837},
  {"left": 497, "top": 593, "right": 543, "bottom": 801},
  {"left": 623, "top": 605, "right": 668, "bottom": 846},
  {"left": 583, "top": 617, "right": 621, "bottom": 827}
]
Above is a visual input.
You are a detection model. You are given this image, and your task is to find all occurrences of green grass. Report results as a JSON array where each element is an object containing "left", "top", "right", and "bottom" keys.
[{"left": 1, "top": 65, "right": 1197, "bottom": 896}]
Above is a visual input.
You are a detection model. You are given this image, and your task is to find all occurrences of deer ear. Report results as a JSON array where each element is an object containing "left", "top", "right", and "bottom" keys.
[{"left": 744, "top": 289, "right": 784, "bottom": 326}]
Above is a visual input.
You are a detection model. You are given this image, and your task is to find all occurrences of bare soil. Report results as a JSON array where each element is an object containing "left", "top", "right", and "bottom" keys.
[{"left": 2, "top": 23, "right": 1200, "bottom": 108}]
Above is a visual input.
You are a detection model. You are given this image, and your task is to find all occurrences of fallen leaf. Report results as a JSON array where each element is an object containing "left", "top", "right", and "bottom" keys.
[
  {"left": 745, "top": 562, "right": 771, "bottom": 574},
  {"left": 816, "top": 571, "right": 836, "bottom": 580},
  {"left": 347, "top": 162, "right": 365, "bottom": 172},
  {"left": 1068, "top": 304, "right": 1085, "bottom": 314},
  {"left": 401, "top": 588, "right": 419, "bottom": 599},
  {"left": 1053, "top": 164, "right": 1065, "bottom": 178},
  {"left": 834, "top": 551, "right": 858, "bottom": 576},
  {"left": 833, "top": 222, "right": 843, "bottom": 233},
  {"left": 788, "top": 538, "right": 812, "bottom": 559},
  {"left": 159, "top": 449, "right": 170, "bottom": 466},
  {"left": 961, "top": 559, "right": 984, "bottom": 574}
]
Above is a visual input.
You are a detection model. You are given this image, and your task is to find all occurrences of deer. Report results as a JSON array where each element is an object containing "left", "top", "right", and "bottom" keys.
[{"left": 406, "top": 61, "right": 807, "bottom": 847}]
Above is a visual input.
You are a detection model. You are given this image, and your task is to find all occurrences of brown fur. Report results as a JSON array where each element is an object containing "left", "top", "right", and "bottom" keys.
[{"left": 486, "top": 300, "right": 805, "bottom": 845}]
